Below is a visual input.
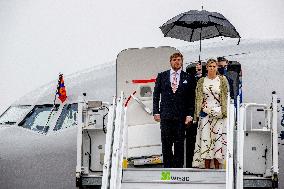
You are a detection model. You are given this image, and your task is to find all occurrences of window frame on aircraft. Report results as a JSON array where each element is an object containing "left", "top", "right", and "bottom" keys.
[
  {"left": 53, "top": 103, "right": 78, "bottom": 131},
  {"left": 0, "top": 105, "right": 31, "bottom": 125},
  {"left": 18, "top": 104, "right": 60, "bottom": 134}
]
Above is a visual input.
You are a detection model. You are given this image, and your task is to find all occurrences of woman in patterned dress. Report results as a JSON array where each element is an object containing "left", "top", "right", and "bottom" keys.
[{"left": 192, "top": 59, "right": 228, "bottom": 169}]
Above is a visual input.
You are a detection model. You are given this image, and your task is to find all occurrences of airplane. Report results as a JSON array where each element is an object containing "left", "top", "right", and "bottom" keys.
[{"left": 0, "top": 39, "right": 283, "bottom": 189}]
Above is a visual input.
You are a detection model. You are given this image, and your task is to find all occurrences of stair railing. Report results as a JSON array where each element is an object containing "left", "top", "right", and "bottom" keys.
[
  {"left": 109, "top": 92, "right": 125, "bottom": 189},
  {"left": 226, "top": 94, "right": 235, "bottom": 189},
  {"left": 271, "top": 92, "right": 278, "bottom": 185},
  {"left": 101, "top": 97, "right": 117, "bottom": 189},
  {"left": 236, "top": 92, "right": 279, "bottom": 189},
  {"left": 236, "top": 102, "right": 268, "bottom": 189},
  {"left": 75, "top": 96, "right": 85, "bottom": 184}
]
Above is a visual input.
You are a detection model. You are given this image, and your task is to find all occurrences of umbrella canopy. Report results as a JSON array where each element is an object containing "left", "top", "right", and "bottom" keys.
[{"left": 160, "top": 10, "right": 240, "bottom": 43}]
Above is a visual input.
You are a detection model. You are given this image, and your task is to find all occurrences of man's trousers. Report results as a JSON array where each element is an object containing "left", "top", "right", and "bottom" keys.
[{"left": 160, "top": 119, "right": 185, "bottom": 168}]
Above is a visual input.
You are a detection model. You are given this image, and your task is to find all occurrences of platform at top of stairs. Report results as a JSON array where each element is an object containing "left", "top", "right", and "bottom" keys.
[{"left": 121, "top": 168, "right": 226, "bottom": 189}]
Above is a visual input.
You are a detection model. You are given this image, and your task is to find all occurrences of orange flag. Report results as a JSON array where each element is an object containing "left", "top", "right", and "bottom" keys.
[{"left": 57, "top": 74, "right": 67, "bottom": 103}]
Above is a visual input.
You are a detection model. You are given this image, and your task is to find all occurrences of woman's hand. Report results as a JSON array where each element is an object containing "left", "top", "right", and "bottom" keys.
[{"left": 202, "top": 101, "right": 209, "bottom": 113}]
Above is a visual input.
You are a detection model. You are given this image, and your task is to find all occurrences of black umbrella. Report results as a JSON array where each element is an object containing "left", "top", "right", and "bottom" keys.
[{"left": 160, "top": 10, "right": 241, "bottom": 61}]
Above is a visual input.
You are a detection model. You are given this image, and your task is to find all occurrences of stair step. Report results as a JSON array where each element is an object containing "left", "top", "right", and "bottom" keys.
[
  {"left": 122, "top": 168, "right": 226, "bottom": 185},
  {"left": 243, "top": 175, "right": 273, "bottom": 188},
  {"left": 121, "top": 182, "right": 225, "bottom": 189}
]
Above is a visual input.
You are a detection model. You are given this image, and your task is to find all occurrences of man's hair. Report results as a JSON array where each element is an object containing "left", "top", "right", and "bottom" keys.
[
  {"left": 170, "top": 52, "right": 183, "bottom": 61},
  {"left": 217, "top": 56, "right": 228, "bottom": 62}
]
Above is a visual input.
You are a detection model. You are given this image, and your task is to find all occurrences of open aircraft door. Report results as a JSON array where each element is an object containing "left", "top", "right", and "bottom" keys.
[{"left": 116, "top": 46, "right": 179, "bottom": 165}]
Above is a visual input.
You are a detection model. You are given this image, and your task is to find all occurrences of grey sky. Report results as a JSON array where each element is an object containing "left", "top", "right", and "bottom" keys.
[{"left": 0, "top": 0, "right": 284, "bottom": 113}]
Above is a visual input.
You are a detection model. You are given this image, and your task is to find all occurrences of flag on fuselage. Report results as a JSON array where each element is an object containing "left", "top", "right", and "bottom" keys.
[{"left": 57, "top": 74, "right": 67, "bottom": 103}]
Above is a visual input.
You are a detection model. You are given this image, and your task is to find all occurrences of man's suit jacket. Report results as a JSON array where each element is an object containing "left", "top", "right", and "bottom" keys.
[
  {"left": 153, "top": 70, "right": 196, "bottom": 120},
  {"left": 226, "top": 71, "right": 239, "bottom": 100}
]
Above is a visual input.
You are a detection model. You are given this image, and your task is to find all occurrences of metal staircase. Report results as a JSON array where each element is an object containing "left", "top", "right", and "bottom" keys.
[
  {"left": 75, "top": 91, "right": 279, "bottom": 189},
  {"left": 101, "top": 93, "right": 234, "bottom": 189},
  {"left": 100, "top": 92, "right": 279, "bottom": 189}
]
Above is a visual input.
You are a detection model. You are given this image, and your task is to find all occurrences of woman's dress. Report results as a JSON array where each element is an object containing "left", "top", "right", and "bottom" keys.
[{"left": 192, "top": 76, "right": 227, "bottom": 168}]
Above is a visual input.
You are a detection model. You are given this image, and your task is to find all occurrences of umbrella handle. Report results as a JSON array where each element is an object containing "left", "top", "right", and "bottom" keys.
[{"left": 199, "top": 27, "right": 202, "bottom": 62}]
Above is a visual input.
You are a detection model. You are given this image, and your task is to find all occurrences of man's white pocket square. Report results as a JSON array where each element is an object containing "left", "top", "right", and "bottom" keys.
[{"left": 183, "top": 80, "right": 187, "bottom": 84}]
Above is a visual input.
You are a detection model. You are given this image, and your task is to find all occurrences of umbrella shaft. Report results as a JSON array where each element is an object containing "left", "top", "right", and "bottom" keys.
[{"left": 199, "top": 28, "right": 202, "bottom": 61}]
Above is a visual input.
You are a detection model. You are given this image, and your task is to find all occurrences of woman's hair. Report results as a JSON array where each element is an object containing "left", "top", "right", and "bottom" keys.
[{"left": 206, "top": 58, "right": 217, "bottom": 67}]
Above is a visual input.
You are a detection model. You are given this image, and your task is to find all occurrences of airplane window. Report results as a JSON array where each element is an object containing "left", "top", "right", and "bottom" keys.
[
  {"left": 54, "top": 103, "right": 77, "bottom": 131},
  {"left": 18, "top": 104, "right": 59, "bottom": 134},
  {"left": 140, "top": 86, "right": 152, "bottom": 97},
  {"left": 0, "top": 105, "right": 31, "bottom": 125}
]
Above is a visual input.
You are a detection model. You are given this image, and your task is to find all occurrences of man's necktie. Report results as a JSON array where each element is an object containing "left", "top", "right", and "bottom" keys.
[{"left": 172, "top": 72, "right": 177, "bottom": 93}]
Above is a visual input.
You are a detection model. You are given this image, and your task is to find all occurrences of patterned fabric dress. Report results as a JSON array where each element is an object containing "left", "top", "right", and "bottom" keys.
[{"left": 192, "top": 76, "right": 227, "bottom": 168}]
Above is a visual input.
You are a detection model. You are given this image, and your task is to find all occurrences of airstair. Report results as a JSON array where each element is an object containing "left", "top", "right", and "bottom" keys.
[
  {"left": 75, "top": 91, "right": 279, "bottom": 189},
  {"left": 100, "top": 91, "right": 278, "bottom": 189},
  {"left": 75, "top": 46, "right": 279, "bottom": 189},
  {"left": 100, "top": 92, "right": 232, "bottom": 189}
]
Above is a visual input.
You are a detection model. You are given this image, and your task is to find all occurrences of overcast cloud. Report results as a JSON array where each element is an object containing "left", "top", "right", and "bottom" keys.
[{"left": 0, "top": 0, "right": 284, "bottom": 113}]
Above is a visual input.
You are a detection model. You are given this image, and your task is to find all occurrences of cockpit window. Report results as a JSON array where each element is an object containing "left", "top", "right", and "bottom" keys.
[
  {"left": 53, "top": 103, "right": 77, "bottom": 131},
  {"left": 18, "top": 104, "right": 59, "bottom": 134},
  {"left": 0, "top": 105, "right": 31, "bottom": 125}
]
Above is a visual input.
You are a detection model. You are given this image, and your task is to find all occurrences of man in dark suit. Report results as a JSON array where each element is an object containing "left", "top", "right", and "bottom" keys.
[
  {"left": 217, "top": 57, "right": 240, "bottom": 102},
  {"left": 153, "top": 52, "right": 195, "bottom": 168}
]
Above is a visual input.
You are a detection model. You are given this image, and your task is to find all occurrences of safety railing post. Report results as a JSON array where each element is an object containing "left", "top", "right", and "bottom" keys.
[
  {"left": 110, "top": 92, "right": 124, "bottom": 189},
  {"left": 102, "top": 97, "right": 116, "bottom": 189},
  {"left": 226, "top": 95, "right": 235, "bottom": 189},
  {"left": 272, "top": 92, "right": 278, "bottom": 175},
  {"left": 237, "top": 104, "right": 244, "bottom": 189},
  {"left": 76, "top": 96, "right": 85, "bottom": 178},
  {"left": 116, "top": 105, "right": 128, "bottom": 189}
]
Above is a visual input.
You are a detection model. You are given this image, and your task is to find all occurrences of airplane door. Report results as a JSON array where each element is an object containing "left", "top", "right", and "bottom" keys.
[{"left": 116, "top": 47, "right": 179, "bottom": 163}]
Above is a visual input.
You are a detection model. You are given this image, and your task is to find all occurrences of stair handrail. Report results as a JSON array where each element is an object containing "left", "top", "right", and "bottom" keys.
[
  {"left": 226, "top": 94, "right": 235, "bottom": 189},
  {"left": 242, "top": 103, "right": 269, "bottom": 132},
  {"left": 271, "top": 92, "right": 278, "bottom": 178},
  {"left": 75, "top": 96, "right": 85, "bottom": 180},
  {"left": 236, "top": 94, "right": 278, "bottom": 189},
  {"left": 236, "top": 95, "right": 244, "bottom": 189},
  {"left": 101, "top": 96, "right": 117, "bottom": 189},
  {"left": 110, "top": 92, "right": 124, "bottom": 189},
  {"left": 116, "top": 105, "right": 128, "bottom": 189}
]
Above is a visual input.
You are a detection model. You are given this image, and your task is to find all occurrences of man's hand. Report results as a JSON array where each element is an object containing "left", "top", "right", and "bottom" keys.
[
  {"left": 154, "top": 114, "right": 161, "bottom": 122},
  {"left": 185, "top": 116, "right": 193, "bottom": 126}
]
